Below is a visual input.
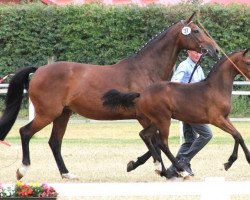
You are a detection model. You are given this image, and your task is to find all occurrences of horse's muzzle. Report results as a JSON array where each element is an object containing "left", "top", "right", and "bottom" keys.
[{"left": 205, "top": 47, "right": 220, "bottom": 61}]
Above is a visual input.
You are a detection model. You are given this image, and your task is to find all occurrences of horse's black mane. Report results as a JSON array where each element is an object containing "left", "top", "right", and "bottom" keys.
[{"left": 131, "top": 21, "right": 179, "bottom": 57}]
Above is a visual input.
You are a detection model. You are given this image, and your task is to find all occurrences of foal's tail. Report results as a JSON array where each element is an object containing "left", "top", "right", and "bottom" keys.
[
  {"left": 102, "top": 89, "right": 140, "bottom": 110},
  {"left": 0, "top": 67, "right": 37, "bottom": 140}
]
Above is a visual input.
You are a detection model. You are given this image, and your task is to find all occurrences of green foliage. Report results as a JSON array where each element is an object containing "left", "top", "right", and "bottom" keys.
[
  {"left": 198, "top": 4, "right": 250, "bottom": 74},
  {"left": 0, "top": 4, "right": 60, "bottom": 74},
  {"left": 231, "top": 96, "right": 250, "bottom": 117},
  {"left": 0, "top": 3, "right": 248, "bottom": 75},
  {"left": 0, "top": 95, "right": 28, "bottom": 117},
  {"left": 0, "top": 97, "right": 4, "bottom": 114}
]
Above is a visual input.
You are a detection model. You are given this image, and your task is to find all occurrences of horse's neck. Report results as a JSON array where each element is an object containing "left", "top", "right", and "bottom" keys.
[
  {"left": 206, "top": 60, "right": 238, "bottom": 95},
  {"left": 130, "top": 26, "right": 181, "bottom": 81}
]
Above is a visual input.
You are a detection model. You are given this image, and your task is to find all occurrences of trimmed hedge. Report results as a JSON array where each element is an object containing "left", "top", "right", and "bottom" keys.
[{"left": 0, "top": 3, "right": 249, "bottom": 76}]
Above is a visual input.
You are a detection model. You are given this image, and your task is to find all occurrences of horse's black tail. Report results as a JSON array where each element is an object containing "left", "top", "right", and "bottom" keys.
[
  {"left": 0, "top": 67, "right": 37, "bottom": 140},
  {"left": 102, "top": 89, "right": 140, "bottom": 111}
]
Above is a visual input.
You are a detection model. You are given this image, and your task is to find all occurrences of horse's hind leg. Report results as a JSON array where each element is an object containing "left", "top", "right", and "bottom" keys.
[
  {"left": 127, "top": 133, "right": 161, "bottom": 172},
  {"left": 127, "top": 151, "right": 151, "bottom": 172},
  {"left": 139, "top": 125, "right": 167, "bottom": 175},
  {"left": 215, "top": 117, "right": 250, "bottom": 170},
  {"left": 17, "top": 116, "right": 52, "bottom": 180},
  {"left": 48, "top": 108, "right": 77, "bottom": 179}
]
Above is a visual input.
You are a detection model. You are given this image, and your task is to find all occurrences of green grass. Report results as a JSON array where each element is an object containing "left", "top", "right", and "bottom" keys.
[
  {"left": 5, "top": 134, "right": 250, "bottom": 145},
  {"left": 5, "top": 120, "right": 250, "bottom": 144}
]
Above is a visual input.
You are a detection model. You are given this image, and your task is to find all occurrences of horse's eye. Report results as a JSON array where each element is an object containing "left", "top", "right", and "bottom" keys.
[{"left": 193, "top": 30, "right": 199, "bottom": 34}]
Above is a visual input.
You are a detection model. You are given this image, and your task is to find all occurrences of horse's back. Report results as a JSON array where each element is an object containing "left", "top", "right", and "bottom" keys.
[
  {"left": 29, "top": 61, "right": 136, "bottom": 120},
  {"left": 137, "top": 81, "right": 209, "bottom": 123},
  {"left": 29, "top": 61, "right": 94, "bottom": 101}
]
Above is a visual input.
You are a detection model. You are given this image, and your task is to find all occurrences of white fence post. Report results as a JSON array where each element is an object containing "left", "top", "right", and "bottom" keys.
[
  {"left": 28, "top": 98, "right": 35, "bottom": 122},
  {"left": 179, "top": 121, "right": 183, "bottom": 145}
]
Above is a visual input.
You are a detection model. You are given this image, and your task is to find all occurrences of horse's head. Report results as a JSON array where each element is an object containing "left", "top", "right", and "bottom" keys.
[
  {"left": 233, "top": 49, "right": 250, "bottom": 80},
  {"left": 178, "top": 12, "right": 219, "bottom": 60}
]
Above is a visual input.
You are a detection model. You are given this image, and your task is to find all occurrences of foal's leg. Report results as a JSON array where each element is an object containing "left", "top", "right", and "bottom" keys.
[
  {"left": 48, "top": 108, "right": 77, "bottom": 179},
  {"left": 16, "top": 116, "right": 53, "bottom": 180},
  {"left": 127, "top": 151, "right": 151, "bottom": 172},
  {"left": 215, "top": 117, "right": 250, "bottom": 170},
  {"left": 156, "top": 120, "right": 190, "bottom": 178},
  {"left": 127, "top": 133, "right": 160, "bottom": 172},
  {"left": 139, "top": 125, "right": 166, "bottom": 174}
]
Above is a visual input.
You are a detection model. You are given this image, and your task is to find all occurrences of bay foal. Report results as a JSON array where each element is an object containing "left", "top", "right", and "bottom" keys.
[{"left": 103, "top": 49, "right": 250, "bottom": 177}]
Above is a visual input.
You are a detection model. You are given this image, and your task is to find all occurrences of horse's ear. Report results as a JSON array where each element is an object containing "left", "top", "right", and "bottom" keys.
[
  {"left": 243, "top": 48, "right": 249, "bottom": 56},
  {"left": 185, "top": 12, "right": 196, "bottom": 24}
]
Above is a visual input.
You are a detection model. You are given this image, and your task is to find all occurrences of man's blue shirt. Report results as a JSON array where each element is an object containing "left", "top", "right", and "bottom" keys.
[{"left": 171, "top": 57, "right": 205, "bottom": 83}]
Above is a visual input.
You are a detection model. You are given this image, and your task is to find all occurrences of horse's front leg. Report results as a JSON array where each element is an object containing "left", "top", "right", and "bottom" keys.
[
  {"left": 224, "top": 141, "right": 239, "bottom": 170},
  {"left": 215, "top": 117, "right": 250, "bottom": 170},
  {"left": 224, "top": 133, "right": 250, "bottom": 170}
]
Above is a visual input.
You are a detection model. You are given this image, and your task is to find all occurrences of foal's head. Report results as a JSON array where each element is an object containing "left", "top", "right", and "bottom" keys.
[
  {"left": 233, "top": 49, "right": 250, "bottom": 79},
  {"left": 177, "top": 12, "right": 219, "bottom": 60}
]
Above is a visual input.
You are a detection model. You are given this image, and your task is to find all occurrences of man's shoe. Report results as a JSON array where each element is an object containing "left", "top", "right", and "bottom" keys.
[
  {"left": 186, "top": 163, "right": 194, "bottom": 176},
  {"left": 178, "top": 160, "right": 194, "bottom": 176}
]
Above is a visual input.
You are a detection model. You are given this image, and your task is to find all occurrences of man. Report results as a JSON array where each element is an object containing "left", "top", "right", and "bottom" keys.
[
  {"left": 0, "top": 77, "right": 3, "bottom": 84},
  {"left": 167, "top": 50, "right": 213, "bottom": 178},
  {"left": 0, "top": 74, "right": 9, "bottom": 84}
]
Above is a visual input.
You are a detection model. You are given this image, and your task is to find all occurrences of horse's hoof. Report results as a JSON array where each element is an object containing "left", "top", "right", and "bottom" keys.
[
  {"left": 223, "top": 162, "right": 232, "bottom": 171},
  {"left": 183, "top": 175, "right": 192, "bottom": 180},
  {"left": 179, "top": 170, "right": 190, "bottom": 178},
  {"left": 16, "top": 164, "right": 29, "bottom": 180},
  {"left": 16, "top": 169, "right": 23, "bottom": 180},
  {"left": 127, "top": 161, "right": 135, "bottom": 172},
  {"left": 61, "top": 172, "right": 79, "bottom": 180}
]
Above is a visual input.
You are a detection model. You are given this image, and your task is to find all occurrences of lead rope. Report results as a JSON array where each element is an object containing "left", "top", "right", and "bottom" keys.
[
  {"left": 196, "top": 11, "right": 249, "bottom": 80},
  {"left": 188, "top": 53, "right": 205, "bottom": 83},
  {"left": 0, "top": 140, "right": 19, "bottom": 169},
  {"left": 180, "top": 19, "right": 207, "bottom": 83}
]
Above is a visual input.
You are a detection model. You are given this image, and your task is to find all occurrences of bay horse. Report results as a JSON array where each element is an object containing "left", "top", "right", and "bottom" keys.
[
  {"left": 102, "top": 49, "right": 250, "bottom": 178},
  {"left": 0, "top": 13, "right": 219, "bottom": 180}
]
